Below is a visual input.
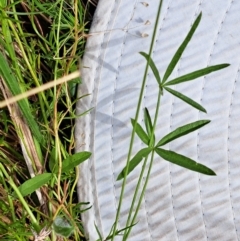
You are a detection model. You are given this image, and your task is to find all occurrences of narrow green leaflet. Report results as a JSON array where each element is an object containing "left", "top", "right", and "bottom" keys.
[
  {"left": 104, "top": 223, "right": 137, "bottom": 240},
  {"left": 0, "top": 52, "right": 43, "bottom": 144},
  {"left": 117, "top": 148, "right": 152, "bottom": 180},
  {"left": 59, "top": 151, "right": 91, "bottom": 174},
  {"left": 144, "top": 108, "right": 153, "bottom": 137},
  {"left": 155, "top": 148, "right": 216, "bottom": 175},
  {"left": 162, "top": 13, "right": 202, "bottom": 84},
  {"left": 164, "top": 64, "right": 230, "bottom": 86},
  {"left": 164, "top": 87, "right": 206, "bottom": 113},
  {"left": 17, "top": 173, "right": 52, "bottom": 197},
  {"left": 131, "top": 119, "right": 149, "bottom": 145},
  {"left": 156, "top": 120, "right": 210, "bottom": 147},
  {"left": 144, "top": 108, "right": 155, "bottom": 145},
  {"left": 139, "top": 52, "right": 161, "bottom": 85}
]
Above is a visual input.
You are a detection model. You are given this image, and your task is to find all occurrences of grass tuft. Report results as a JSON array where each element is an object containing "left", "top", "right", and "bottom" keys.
[{"left": 0, "top": 0, "right": 96, "bottom": 240}]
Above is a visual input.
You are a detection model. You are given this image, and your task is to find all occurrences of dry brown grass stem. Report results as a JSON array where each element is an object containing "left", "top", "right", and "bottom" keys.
[
  {"left": 0, "top": 77, "right": 46, "bottom": 205},
  {"left": 0, "top": 71, "right": 80, "bottom": 108}
]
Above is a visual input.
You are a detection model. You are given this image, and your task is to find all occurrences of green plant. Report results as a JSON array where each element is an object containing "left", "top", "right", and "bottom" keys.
[
  {"left": 0, "top": 0, "right": 93, "bottom": 240},
  {"left": 95, "top": 2, "right": 229, "bottom": 241},
  {"left": 0, "top": 0, "right": 230, "bottom": 240}
]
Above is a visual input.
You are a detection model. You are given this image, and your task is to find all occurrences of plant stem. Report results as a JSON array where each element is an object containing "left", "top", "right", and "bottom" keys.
[
  {"left": 111, "top": 1, "right": 164, "bottom": 240},
  {"left": 123, "top": 88, "right": 162, "bottom": 240},
  {"left": 0, "top": 169, "right": 16, "bottom": 222},
  {"left": 53, "top": 0, "right": 64, "bottom": 203},
  {"left": 0, "top": 163, "right": 40, "bottom": 232},
  {"left": 8, "top": 12, "right": 49, "bottom": 110},
  {"left": 7, "top": 2, "right": 49, "bottom": 134}
]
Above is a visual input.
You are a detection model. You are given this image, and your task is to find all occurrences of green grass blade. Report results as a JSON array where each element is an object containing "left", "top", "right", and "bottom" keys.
[
  {"left": 162, "top": 13, "right": 202, "bottom": 84},
  {"left": 117, "top": 148, "right": 152, "bottom": 180},
  {"left": 164, "top": 64, "right": 230, "bottom": 86},
  {"left": 60, "top": 151, "right": 91, "bottom": 174},
  {"left": 156, "top": 120, "right": 210, "bottom": 147},
  {"left": 0, "top": 52, "right": 43, "bottom": 144},
  {"left": 155, "top": 148, "right": 216, "bottom": 175},
  {"left": 131, "top": 119, "right": 149, "bottom": 145},
  {"left": 139, "top": 52, "right": 161, "bottom": 85},
  {"left": 164, "top": 87, "right": 207, "bottom": 113},
  {"left": 16, "top": 173, "right": 52, "bottom": 197},
  {"left": 51, "top": 151, "right": 91, "bottom": 174}
]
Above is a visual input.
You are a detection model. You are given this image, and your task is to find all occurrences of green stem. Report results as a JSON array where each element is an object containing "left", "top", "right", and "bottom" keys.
[
  {"left": 7, "top": 18, "right": 49, "bottom": 110},
  {"left": 0, "top": 169, "right": 16, "bottom": 222},
  {"left": 122, "top": 154, "right": 149, "bottom": 237},
  {"left": 53, "top": 0, "right": 64, "bottom": 203},
  {"left": 111, "top": 1, "right": 164, "bottom": 240},
  {"left": 8, "top": 2, "right": 49, "bottom": 131},
  {"left": 0, "top": 163, "right": 40, "bottom": 232},
  {"left": 123, "top": 87, "right": 162, "bottom": 240},
  {"left": 122, "top": 88, "right": 163, "bottom": 238}
]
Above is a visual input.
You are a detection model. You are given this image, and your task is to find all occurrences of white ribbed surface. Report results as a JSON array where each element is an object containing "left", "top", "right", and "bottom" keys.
[{"left": 75, "top": 0, "right": 240, "bottom": 240}]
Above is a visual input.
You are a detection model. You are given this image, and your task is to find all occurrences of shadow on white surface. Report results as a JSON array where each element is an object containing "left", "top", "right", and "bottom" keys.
[{"left": 75, "top": 0, "right": 240, "bottom": 240}]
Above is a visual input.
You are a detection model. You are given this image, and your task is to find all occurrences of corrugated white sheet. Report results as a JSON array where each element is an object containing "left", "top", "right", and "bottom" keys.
[{"left": 75, "top": 0, "right": 240, "bottom": 240}]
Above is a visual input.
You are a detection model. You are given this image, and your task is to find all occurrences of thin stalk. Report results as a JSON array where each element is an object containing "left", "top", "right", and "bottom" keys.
[
  {"left": 4, "top": 3, "right": 50, "bottom": 129},
  {"left": 27, "top": 2, "right": 51, "bottom": 51},
  {"left": 9, "top": 1, "right": 49, "bottom": 128},
  {"left": 0, "top": 169, "right": 16, "bottom": 222},
  {"left": 53, "top": 0, "right": 64, "bottom": 207},
  {"left": 124, "top": 89, "right": 162, "bottom": 240},
  {"left": 122, "top": 155, "right": 149, "bottom": 237},
  {"left": 65, "top": 0, "right": 79, "bottom": 72},
  {"left": 123, "top": 85, "right": 163, "bottom": 238},
  {"left": 0, "top": 163, "right": 40, "bottom": 232},
  {"left": 111, "top": 0, "right": 163, "bottom": 240},
  {"left": 7, "top": 19, "right": 49, "bottom": 110},
  {"left": 69, "top": 166, "right": 80, "bottom": 216}
]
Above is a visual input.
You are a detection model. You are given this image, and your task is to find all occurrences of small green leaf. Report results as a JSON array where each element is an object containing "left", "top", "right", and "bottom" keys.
[
  {"left": 162, "top": 13, "right": 202, "bottom": 84},
  {"left": 117, "top": 148, "right": 152, "bottom": 180},
  {"left": 53, "top": 216, "right": 74, "bottom": 238},
  {"left": 164, "top": 64, "right": 230, "bottom": 86},
  {"left": 156, "top": 120, "right": 210, "bottom": 147},
  {"left": 131, "top": 119, "right": 149, "bottom": 145},
  {"left": 144, "top": 108, "right": 153, "bottom": 136},
  {"left": 59, "top": 151, "right": 91, "bottom": 174},
  {"left": 139, "top": 52, "right": 161, "bottom": 85},
  {"left": 164, "top": 87, "right": 206, "bottom": 113},
  {"left": 17, "top": 173, "right": 52, "bottom": 197},
  {"left": 144, "top": 108, "right": 155, "bottom": 145},
  {"left": 155, "top": 148, "right": 216, "bottom": 175}
]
